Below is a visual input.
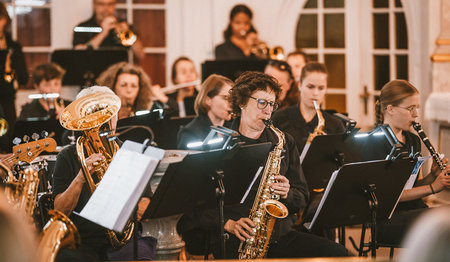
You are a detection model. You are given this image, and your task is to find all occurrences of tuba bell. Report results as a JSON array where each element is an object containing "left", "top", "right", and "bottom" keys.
[{"left": 60, "top": 92, "right": 134, "bottom": 249}]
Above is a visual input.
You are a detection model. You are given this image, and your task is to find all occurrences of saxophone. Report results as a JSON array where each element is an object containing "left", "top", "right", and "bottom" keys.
[
  {"left": 3, "top": 166, "right": 40, "bottom": 218},
  {"left": 38, "top": 210, "right": 81, "bottom": 262},
  {"left": 238, "top": 119, "right": 289, "bottom": 259},
  {"left": 299, "top": 100, "right": 326, "bottom": 163}
]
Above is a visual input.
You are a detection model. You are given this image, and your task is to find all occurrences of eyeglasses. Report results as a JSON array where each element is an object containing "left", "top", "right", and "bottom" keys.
[
  {"left": 396, "top": 105, "right": 420, "bottom": 113},
  {"left": 249, "top": 96, "right": 279, "bottom": 111}
]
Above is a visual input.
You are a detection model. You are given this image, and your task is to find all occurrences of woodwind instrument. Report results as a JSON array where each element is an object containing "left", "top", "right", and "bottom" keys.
[
  {"left": 412, "top": 121, "right": 448, "bottom": 175},
  {"left": 160, "top": 80, "right": 201, "bottom": 94}
]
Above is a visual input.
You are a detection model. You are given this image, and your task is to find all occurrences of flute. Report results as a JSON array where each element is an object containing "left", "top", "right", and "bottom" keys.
[{"left": 160, "top": 80, "right": 201, "bottom": 94}]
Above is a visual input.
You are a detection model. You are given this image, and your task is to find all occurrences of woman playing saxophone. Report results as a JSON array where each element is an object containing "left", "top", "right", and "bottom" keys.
[{"left": 177, "top": 71, "right": 347, "bottom": 259}]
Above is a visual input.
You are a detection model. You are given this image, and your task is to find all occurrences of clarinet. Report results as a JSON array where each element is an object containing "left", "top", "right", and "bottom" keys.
[{"left": 412, "top": 121, "right": 447, "bottom": 175}]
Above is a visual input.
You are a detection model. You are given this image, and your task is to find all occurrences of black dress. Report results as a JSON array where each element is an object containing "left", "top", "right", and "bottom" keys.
[
  {"left": 272, "top": 104, "right": 345, "bottom": 154},
  {"left": 177, "top": 118, "right": 348, "bottom": 259},
  {"left": 0, "top": 33, "right": 28, "bottom": 151},
  {"left": 214, "top": 39, "right": 256, "bottom": 60},
  {"left": 361, "top": 129, "right": 429, "bottom": 246}
]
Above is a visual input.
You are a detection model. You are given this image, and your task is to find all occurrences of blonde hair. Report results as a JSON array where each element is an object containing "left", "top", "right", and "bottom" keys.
[
  {"left": 194, "top": 74, "right": 233, "bottom": 115},
  {"left": 96, "top": 62, "right": 153, "bottom": 111},
  {"left": 376, "top": 79, "right": 418, "bottom": 126}
]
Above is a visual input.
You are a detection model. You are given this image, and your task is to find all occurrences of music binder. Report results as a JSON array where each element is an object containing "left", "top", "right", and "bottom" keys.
[{"left": 78, "top": 140, "right": 164, "bottom": 232}]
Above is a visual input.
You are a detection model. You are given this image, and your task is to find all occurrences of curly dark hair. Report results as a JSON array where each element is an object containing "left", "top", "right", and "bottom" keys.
[
  {"left": 223, "top": 4, "right": 253, "bottom": 40},
  {"left": 230, "top": 71, "right": 281, "bottom": 117},
  {"left": 96, "top": 62, "right": 153, "bottom": 111}
]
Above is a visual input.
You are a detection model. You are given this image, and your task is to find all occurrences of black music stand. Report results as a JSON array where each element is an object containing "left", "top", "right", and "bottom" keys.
[
  {"left": 143, "top": 142, "right": 272, "bottom": 258},
  {"left": 301, "top": 133, "right": 364, "bottom": 192},
  {"left": 305, "top": 158, "right": 415, "bottom": 257},
  {"left": 117, "top": 112, "right": 195, "bottom": 149},
  {"left": 201, "top": 59, "right": 268, "bottom": 81},
  {"left": 51, "top": 49, "right": 128, "bottom": 87}
]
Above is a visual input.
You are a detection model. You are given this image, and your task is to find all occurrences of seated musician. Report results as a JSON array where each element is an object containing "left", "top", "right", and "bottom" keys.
[
  {"left": 19, "top": 62, "right": 71, "bottom": 121},
  {"left": 177, "top": 71, "right": 348, "bottom": 259},
  {"left": 72, "top": 0, "right": 145, "bottom": 61},
  {"left": 53, "top": 86, "right": 155, "bottom": 261},
  {"left": 286, "top": 49, "right": 309, "bottom": 82},
  {"left": 264, "top": 60, "right": 297, "bottom": 109},
  {"left": 96, "top": 62, "right": 163, "bottom": 119},
  {"left": 272, "top": 62, "right": 344, "bottom": 153},
  {"left": 163, "top": 57, "right": 199, "bottom": 117},
  {"left": 177, "top": 74, "right": 233, "bottom": 150},
  {"left": 362, "top": 79, "right": 450, "bottom": 246}
]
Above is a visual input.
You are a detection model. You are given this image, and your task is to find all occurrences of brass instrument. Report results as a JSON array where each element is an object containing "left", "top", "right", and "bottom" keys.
[
  {"left": 60, "top": 92, "right": 134, "bottom": 249},
  {"left": 300, "top": 100, "right": 325, "bottom": 163},
  {"left": 0, "top": 118, "right": 8, "bottom": 136},
  {"left": 269, "top": 46, "right": 285, "bottom": 60},
  {"left": 238, "top": 119, "right": 288, "bottom": 259},
  {"left": 4, "top": 167, "right": 40, "bottom": 217},
  {"left": 251, "top": 42, "right": 285, "bottom": 60},
  {"left": 118, "top": 29, "right": 137, "bottom": 46},
  {"left": 38, "top": 210, "right": 81, "bottom": 262},
  {"left": 412, "top": 121, "right": 448, "bottom": 175}
]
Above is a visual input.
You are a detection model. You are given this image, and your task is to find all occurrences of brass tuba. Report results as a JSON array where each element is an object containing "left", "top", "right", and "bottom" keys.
[{"left": 60, "top": 92, "right": 134, "bottom": 249}]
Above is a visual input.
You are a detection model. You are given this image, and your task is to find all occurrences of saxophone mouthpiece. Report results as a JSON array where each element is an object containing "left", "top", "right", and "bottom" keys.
[
  {"left": 313, "top": 100, "right": 320, "bottom": 110},
  {"left": 262, "top": 119, "right": 272, "bottom": 127}
]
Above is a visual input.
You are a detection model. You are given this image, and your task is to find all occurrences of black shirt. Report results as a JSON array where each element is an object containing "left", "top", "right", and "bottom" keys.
[
  {"left": 227, "top": 118, "right": 309, "bottom": 241},
  {"left": 272, "top": 104, "right": 345, "bottom": 153},
  {"left": 361, "top": 129, "right": 427, "bottom": 211},
  {"left": 73, "top": 15, "right": 123, "bottom": 48},
  {"left": 0, "top": 33, "right": 28, "bottom": 97},
  {"left": 52, "top": 144, "right": 109, "bottom": 247},
  {"left": 19, "top": 99, "right": 72, "bottom": 121},
  {"left": 214, "top": 39, "right": 256, "bottom": 60}
]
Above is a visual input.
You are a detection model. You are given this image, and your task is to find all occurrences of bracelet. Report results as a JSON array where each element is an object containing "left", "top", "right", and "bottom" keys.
[{"left": 429, "top": 184, "right": 435, "bottom": 195}]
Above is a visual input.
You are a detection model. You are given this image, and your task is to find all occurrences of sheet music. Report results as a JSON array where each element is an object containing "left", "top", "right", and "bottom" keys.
[
  {"left": 79, "top": 141, "right": 161, "bottom": 232},
  {"left": 299, "top": 143, "right": 311, "bottom": 163},
  {"left": 240, "top": 166, "right": 264, "bottom": 204},
  {"left": 306, "top": 169, "right": 339, "bottom": 230},
  {"left": 388, "top": 156, "right": 430, "bottom": 219}
]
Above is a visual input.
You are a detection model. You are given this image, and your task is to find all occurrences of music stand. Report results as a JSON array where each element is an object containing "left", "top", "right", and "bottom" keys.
[
  {"left": 51, "top": 49, "right": 128, "bottom": 87},
  {"left": 201, "top": 59, "right": 268, "bottom": 81},
  {"left": 143, "top": 142, "right": 272, "bottom": 258},
  {"left": 305, "top": 158, "right": 415, "bottom": 257},
  {"left": 301, "top": 133, "right": 365, "bottom": 192},
  {"left": 117, "top": 112, "right": 195, "bottom": 149}
]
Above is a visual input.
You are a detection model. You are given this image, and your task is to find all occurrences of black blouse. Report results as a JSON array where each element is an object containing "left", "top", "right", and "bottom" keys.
[
  {"left": 272, "top": 104, "right": 345, "bottom": 153},
  {"left": 361, "top": 129, "right": 427, "bottom": 211},
  {"left": 214, "top": 39, "right": 256, "bottom": 60}
]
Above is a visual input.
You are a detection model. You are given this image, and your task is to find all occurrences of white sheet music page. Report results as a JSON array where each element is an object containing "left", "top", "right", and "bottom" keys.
[{"left": 79, "top": 141, "right": 160, "bottom": 232}]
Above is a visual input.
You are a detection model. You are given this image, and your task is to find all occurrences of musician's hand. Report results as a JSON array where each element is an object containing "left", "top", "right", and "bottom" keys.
[
  {"left": 270, "top": 175, "right": 290, "bottom": 199},
  {"left": 101, "top": 16, "right": 117, "bottom": 32},
  {"left": 431, "top": 157, "right": 448, "bottom": 178},
  {"left": 431, "top": 166, "right": 450, "bottom": 192},
  {"left": 85, "top": 153, "right": 105, "bottom": 175},
  {"left": 224, "top": 218, "right": 255, "bottom": 241},
  {"left": 137, "top": 197, "right": 150, "bottom": 221},
  {"left": 116, "top": 21, "right": 130, "bottom": 34},
  {"left": 150, "top": 85, "right": 168, "bottom": 103}
]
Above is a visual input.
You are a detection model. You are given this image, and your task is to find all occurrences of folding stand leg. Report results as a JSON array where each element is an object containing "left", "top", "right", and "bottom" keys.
[
  {"left": 364, "top": 184, "right": 378, "bottom": 258},
  {"left": 213, "top": 170, "right": 226, "bottom": 259}
]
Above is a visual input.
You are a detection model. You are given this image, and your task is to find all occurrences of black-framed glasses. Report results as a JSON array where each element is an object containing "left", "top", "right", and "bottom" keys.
[{"left": 249, "top": 96, "right": 279, "bottom": 111}]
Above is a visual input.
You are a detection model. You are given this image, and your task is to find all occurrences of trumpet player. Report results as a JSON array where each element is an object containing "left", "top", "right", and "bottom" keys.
[
  {"left": 19, "top": 62, "right": 70, "bottom": 121},
  {"left": 73, "top": 0, "right": 145, "bottom": 61}
]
